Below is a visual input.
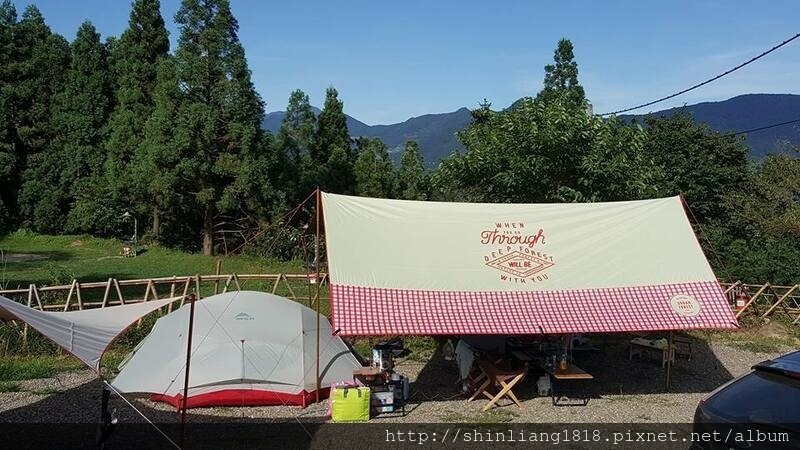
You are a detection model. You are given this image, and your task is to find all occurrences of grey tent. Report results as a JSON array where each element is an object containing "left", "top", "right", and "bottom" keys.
[{"left": 111, "top": 291, "right": 361, "bottom": 408}]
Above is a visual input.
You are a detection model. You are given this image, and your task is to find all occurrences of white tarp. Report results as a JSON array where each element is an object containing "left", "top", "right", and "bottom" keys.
[
  {"left": 0, "top": 295, "right": 179, "bottom": 371},
  {"left": 321, "top": 193, "right": 738, "bottom": 335},
  {"left": 111, "top": 291, "right": 361, "bottom": 404}
]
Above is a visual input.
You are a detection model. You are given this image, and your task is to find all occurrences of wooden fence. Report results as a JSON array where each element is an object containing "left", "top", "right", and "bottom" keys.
[
  {"left": 0, "top": 273, "right": 329, "bottom": 313},
  {"left": 2, "top": 276, "right": 797, "bottom": 326},
  {"left": 720, "top": 281, "right": 800, "bottom": 325}
]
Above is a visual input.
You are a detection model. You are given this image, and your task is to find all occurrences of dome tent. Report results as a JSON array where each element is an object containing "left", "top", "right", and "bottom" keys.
[{"left": 111, "top": 291, "right": 361, "bottom": 408}]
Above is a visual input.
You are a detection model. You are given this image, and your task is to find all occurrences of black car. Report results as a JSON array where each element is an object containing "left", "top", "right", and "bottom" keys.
[{"left": 693, "top": 350, "right": 800, "bottom": 449}]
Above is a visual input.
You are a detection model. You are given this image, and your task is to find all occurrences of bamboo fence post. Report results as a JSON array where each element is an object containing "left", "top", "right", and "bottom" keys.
[
  {"left": 221, "top": 275, "right": 231, "bottom": 293},
  {"left": 762, "top": 285, "right": 797, "bottom": 318},
  {"left": 180, "top": 278, "right": 191, "bottom": 307},
  {"left": 194, "top": 274, "right": 202, "bottom": 300},
  {"left": 214, "top": 259, "right": 222, "bottom": 294},
  {"left": 282, "top": 274, "right": 297, "bottom": 300},
  {"left": 32, "top": 285, "right": 42, "bottom": 310},
  {"left": 101, "top": 278, "right": 113, "bottom": 308},
  {"left": 149, "top": 279, "right": 159, "bottom": 300},
  {"left": 270, "top": 275, "right": 281, "bottom": 294},
  {"left": 735, "top": 283, "right": 769, "bottom": 318},
  {"left": 114, "top": 279, "right": 125, "bottom": 305},
  {"left": 232, "top": 273, "right": 241, "bottom": 291},
  {"left": 76, "top": 282, "right": 83, "bottom": 310},
  {"left": 63, "top": 280, "right": 76, "bottom": 312}
]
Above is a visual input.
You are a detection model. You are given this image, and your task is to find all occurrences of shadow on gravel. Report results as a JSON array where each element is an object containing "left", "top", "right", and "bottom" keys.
[
  {"left": 409, "top": 334, "right": 737, "bottom": 404},
  {"left": 0, "top": 378, "right": 327, "bottom": 448}
]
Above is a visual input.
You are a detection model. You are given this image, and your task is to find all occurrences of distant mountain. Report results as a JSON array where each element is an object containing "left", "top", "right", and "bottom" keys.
[
  {"left": 262, "top": 107, "right": 471, "bottom": 167},
  {"left": 263, "top": 94, "right": 800, "bottom": 166},
  {"left": 621, "top": 94, "right": 800, "bottom": 158}
]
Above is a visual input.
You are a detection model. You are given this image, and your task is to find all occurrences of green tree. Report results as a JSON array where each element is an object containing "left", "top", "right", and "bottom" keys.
[
  {"left": 136, "top": 56, "right": 187, "bottom": 245},
  {"left": 643, "top": 113, "right": 749, "bottom": 223},
  {"left": 276, "top": 89, "right": 315, "bottom": 204},
  {"left": 535, "top": 38, "right": 586, "bottom": 108},
  {"left": 3, "top": 5, "right": 70, "bottom": 232},
  {"left": 354, "top": 137, "right": 395, "bottom": 198},
  {"left": 433, "top": 98, "right": 659, "bottom": 203},
  {"left": 103, "top": 0, "right": 170, "bottom": 234},
  {"left": 59, "top": 22, "right": 115, "bottom": 234},
  {"left": 19, "top": 20, "right": 109, "bottom": 233},
  {"left": 726, "top": 154, "right": 800, "bottom": 240},
  {"left": 397, "top": 140, "right": 428, "bottom": 200},
  {"left": 172, "top": 0, "right": 265, "bottom": 255},
  {"left": 0, "top": 1, "right": 17, "bottom": 230},
  {"left": 313, "top": 86, "right": 355, "bottom": 193}
]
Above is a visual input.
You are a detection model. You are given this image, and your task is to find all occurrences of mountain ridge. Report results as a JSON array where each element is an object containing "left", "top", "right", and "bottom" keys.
[{"left": 262, "top": 93, "right": 800, "bottom": 166}]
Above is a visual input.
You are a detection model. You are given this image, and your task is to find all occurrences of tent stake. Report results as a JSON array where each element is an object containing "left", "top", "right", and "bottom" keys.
[
  {"left": 179, "top": 294, "right": 197, "bottom": 448},
  {"left": 315, "top": 188, "right": 321, "bottom": 403}
]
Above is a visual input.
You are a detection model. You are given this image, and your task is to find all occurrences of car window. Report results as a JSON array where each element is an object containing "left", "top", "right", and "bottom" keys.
[{"left": 706, "top": 370, "right": 800, "bottom": 432}]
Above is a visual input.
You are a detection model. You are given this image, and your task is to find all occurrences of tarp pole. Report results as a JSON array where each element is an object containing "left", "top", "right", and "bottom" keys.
[
  {"left": 179, "top": 294, "right": 197, "bottom": 448},
  {"left": 665, "top": 331, "right": 673, "bottom": 391},
  {"left": 315, "top": 188, "right": 321, "bottom": 403}
]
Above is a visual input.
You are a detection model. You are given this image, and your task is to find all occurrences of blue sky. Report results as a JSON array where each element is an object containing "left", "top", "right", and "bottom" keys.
[{"left": 10, "top": 0, "right": 800, "bottom": 124}]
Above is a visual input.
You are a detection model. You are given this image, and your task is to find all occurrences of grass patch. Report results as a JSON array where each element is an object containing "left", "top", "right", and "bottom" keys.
[
  {"left": 440, "top": 408, "right": 518, "bottom": 423},
  {"left": 0, "top": 355, "right": 83, "bottom": 381},
  {"left": 0, "top": 381, "right": 21, "bottom": 392},
  {"left": 0, "top": 231, "right": 303, "bottom": 291}
]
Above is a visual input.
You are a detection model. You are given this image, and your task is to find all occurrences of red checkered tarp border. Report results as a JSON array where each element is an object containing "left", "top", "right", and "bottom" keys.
[{"left": 329, "top": 281, "right": 738, "bottom": 336}]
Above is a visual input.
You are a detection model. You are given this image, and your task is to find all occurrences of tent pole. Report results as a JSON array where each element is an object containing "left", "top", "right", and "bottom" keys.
[
  {"left": 665, "top": 331, "right": 673, "bottom": 392},
  {"left": 315, "top": 188, "right": 322, "bottom": 403},
  {"left": 179, "top": 294, "right": 197, "bottom": 449}
]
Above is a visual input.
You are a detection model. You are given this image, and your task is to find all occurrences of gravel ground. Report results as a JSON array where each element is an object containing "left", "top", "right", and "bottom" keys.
[{"left": 0, "top": 337, "right": 786, "bottom": 425}]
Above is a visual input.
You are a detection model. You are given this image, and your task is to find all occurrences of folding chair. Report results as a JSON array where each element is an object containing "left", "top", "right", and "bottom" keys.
[{"left": 467, "top": 359, "right": 527, "bottom": 411}]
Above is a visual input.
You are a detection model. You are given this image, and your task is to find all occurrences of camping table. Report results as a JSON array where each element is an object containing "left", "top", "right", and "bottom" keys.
[
  {"left": 629, "top": 337, "right": 675, "bottom": 368},
  {"left": 544, "top": 364, "right": 593, "bottom": 406}
]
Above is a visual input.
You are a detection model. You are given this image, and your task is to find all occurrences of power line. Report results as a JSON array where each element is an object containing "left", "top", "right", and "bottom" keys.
[
  {"left": 724, "top": 117, "right": 800, "bottom": 136},
  {"left": 599, "top": 32, "right": 800, "bottom": 116}
]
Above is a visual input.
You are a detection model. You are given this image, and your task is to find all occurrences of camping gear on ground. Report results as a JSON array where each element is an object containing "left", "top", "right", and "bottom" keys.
[
  {"left": 370, "top": 388, "right": 394, "bottom": 414},
  {"left": 371, "top": 338, "right": 406, "bottom": 371},
  {"left": 537, "top": 375, "right": 552, "bottom": 396},
  {"left": 111, "top": 291, "right": 362, "bottom": 408},
  {"left": 331, "top": 386, "right": 371, "bottom": 422},
  {"left": 351, "top": 366, "right": 407, "bottom": 416}
]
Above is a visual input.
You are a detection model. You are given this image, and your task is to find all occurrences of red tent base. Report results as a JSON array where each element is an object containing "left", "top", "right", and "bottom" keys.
[{"left": 150, "top": 387, "right": 331, "bottom": 409}]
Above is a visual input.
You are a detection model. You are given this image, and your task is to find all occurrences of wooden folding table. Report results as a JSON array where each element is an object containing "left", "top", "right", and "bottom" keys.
[{"left": 545, "top": 364, "right": 593, "bottom": 406}]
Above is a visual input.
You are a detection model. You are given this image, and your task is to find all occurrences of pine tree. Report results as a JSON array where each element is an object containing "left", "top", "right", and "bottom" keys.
[
  {"left": 277, "top": 89, "right": 315, "bottom": 203},
  {"left": 397, "top": 140, "right": 428, "bottom": 200},
  {"left": 104, "top": 0, "right": 169, "bottom": 234},
  {"left": 535, "top": 38, "right": 586, "bottom": 108},
  {"left": 354, "top": 137, "right": 395, "bottom": 198},
  {"left": 13, "top": 6, "right": 71, "bottom": 232},
  {"left": 313, "top": 87, "right": 354, "bottom": 193},
  {"left": 0, "top": 1, "right": 17, "bottom": 230},
  {"left": 137, "top": 56, "right": 185, "bottom": 244},
  {"left": 313, "top": 87, "right": 349, "bottom": 163},
  {"left": 172, "top": 0, "right": 265, "bottom": 255}
]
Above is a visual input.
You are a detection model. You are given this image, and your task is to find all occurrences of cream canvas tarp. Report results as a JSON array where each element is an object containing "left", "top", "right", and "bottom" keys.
[
  {"left": 321, "top": 192, "right": 738, "bottom": 335},
  {"left": 0, "top": 295, "right": 178, "bottom": 371}
]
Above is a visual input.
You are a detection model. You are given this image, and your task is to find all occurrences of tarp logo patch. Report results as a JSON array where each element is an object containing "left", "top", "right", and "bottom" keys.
[
  {"left": 669, "top": 294, "right": 701, "bottom": 317},
  {"left": 234, "top": 312, "right": 255, "bottom": 321},
  {"left": 482, "top": 222, "right": 554, "bottom": 283}
]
